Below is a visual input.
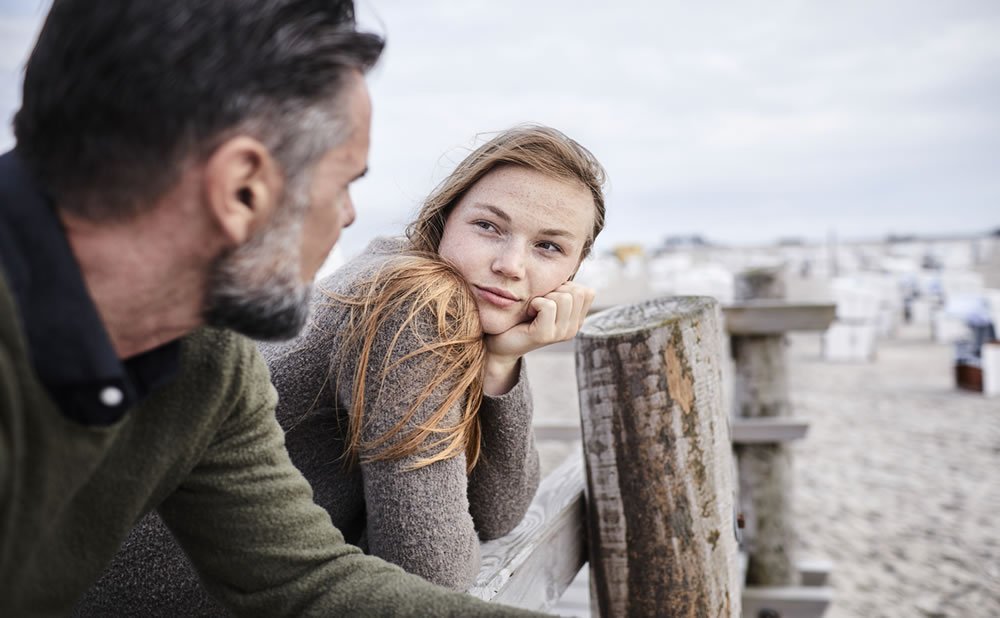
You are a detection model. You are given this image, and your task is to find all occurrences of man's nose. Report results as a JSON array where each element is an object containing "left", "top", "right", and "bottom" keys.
[
  {"left": 342, "top": 194, "right": 356, "bottom": 229},
  {"left": 491, "top": 242, "right": 526, "bottom": 279}
]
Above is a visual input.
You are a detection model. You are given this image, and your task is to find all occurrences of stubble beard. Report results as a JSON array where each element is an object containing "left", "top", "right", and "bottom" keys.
[{"left": 202, "top": 179, "right": 313, "bottom": 341}]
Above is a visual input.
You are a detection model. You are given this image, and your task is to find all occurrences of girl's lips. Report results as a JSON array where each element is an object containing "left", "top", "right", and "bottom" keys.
[{"left": 474, "top": 286, "right": 519, "bottom": 308}]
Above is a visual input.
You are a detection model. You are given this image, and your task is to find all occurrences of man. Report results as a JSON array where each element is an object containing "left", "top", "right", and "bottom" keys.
[{"left": 0, "top": 1, "right": 542, "bottom": 615}]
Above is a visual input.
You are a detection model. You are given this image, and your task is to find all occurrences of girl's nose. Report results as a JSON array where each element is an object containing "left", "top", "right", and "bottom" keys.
[{"left": 491, "top": 242, "right": 526, "bottom": 279}]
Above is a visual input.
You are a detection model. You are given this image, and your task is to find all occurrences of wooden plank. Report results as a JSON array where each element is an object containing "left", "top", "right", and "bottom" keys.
[
  {"left": 732, "top": 418, "right": 810, "bottom": 444},
  {"left": 549, "top": 565, "right": 591, "bottom": 616},
  {"left": 797, "top": 558, "right": 833, "bottom": 587},
  {"left": 468, "top": 446, "right": 587, "bottom": 611},
  {"left": 742, "top": 586, "right": 834, "bottom": 618},
  {"left": 722, "top": 301, "right": 836, "bottom": 335},
  {"left": 533, "top": 421, "right": 581, "bottom": 442}
]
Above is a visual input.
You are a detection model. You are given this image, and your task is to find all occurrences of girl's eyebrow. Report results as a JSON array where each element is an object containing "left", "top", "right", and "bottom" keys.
[
  {"left": 470, "top": 203, "right": 577, "bottom": 239},
  {"left": 470, "top": 202, "right": 511, "bottom": 224}
]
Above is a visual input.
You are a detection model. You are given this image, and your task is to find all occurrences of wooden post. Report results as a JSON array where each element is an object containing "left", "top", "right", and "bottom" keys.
[
  {"left": 731, "top": 267, "right": 798, "bottom": 586},
  {"left": 576, "top": 296, "right": 739, "bottom": 617},
  {"left": 734, "top": 266, "right": 786, "bottom": 302}
]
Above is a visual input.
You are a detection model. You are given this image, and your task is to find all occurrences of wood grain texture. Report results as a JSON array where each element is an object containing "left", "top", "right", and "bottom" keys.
[
  {"left": 468, "top": 446, "right": 587, "bottom": 611},
  {"left": 576, "top": 296, "right": 740, "bottom": 617}
]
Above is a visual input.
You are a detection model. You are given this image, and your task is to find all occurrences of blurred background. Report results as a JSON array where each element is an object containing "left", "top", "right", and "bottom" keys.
[
  {"left": 2, "top": 3, "right": 999, "bottom": 616},
  {"left": 2, "top": 1, "right": 998, "bottom": 261}
]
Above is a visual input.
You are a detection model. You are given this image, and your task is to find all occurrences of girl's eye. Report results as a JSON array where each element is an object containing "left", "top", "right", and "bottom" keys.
[
  {"left": 474, "top": 220, "right": 497, "bottom": 232},
  {"left": 537, "top": 241, "right": 564, "bottom": 254}
]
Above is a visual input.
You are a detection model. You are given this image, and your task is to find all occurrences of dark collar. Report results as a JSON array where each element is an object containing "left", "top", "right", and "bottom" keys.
[{"left": 0, "top": 150, "right": 179, "bottom": 425}]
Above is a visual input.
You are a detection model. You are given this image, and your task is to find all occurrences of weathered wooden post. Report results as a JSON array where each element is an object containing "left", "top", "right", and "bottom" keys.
[
  {"left": 731, "top": 266, "right": 797, "bottom": 586},
  {"left": 723, "top": 269, "right": 836, "bottom": 617},
  {"left": 576, "top": 296, "right": 740, "bottom": 617}
]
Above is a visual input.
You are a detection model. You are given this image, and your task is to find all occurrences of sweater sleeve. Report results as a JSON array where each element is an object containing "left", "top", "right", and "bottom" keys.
[
  {"left": 467, "top": 359, "right": 541, "bottom": 540},
  {"left": 157, "top": 337, "right": 541, "bottom": 617},
  {"left": 341, "top": 307, "right": 482, "bottom": 592}
]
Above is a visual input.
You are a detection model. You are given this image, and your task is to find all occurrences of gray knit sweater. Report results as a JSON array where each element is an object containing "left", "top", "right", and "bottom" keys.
[
  {"left": 75, "top": 237, "right": 540, "bottom": 614},
  {"left": 264, "top": 237, "right": 541, "bottom": 588}
]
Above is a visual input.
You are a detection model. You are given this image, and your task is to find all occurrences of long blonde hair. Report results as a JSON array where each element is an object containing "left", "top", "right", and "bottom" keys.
[
  {"left": 332, "top": 253, "right": 485, "bottom": 470},
  {"left": 334, "top": 124, "right": 607, "bottom": 472}
]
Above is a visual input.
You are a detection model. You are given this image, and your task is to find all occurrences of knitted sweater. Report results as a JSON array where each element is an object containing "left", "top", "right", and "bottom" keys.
[
  {"left": 0, "top": 271, "right": 543, "bottom": 617},
  {"left": 74, "top": 237, "right": 541, "bottom": 614},
  {"left": 269, "top": 237, "right": 541, "bottom": 584}
]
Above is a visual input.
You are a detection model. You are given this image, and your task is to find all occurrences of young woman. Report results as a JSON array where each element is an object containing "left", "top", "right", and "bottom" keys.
[
  {"left": 262, "top": 124, "right": 607, "bottom": 590},
  {"left": 75, "top": 124, "right": 606, "bottom": 613}
]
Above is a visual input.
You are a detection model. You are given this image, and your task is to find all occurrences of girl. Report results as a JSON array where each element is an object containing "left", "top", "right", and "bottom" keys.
[{"left": 261, "top": 124, "right": 607, "bottom": 589}]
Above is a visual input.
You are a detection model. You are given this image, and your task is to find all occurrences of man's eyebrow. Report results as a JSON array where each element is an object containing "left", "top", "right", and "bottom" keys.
[{"left": 351, "top": 167, "right": 369, "bottom": 182}]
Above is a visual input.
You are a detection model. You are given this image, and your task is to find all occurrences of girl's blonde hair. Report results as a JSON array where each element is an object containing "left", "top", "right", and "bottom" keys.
[{"left": 334, "top": 124, "right": 607, "bottom": 472}]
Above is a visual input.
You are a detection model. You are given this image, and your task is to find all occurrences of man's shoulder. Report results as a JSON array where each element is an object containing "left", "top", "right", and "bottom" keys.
[
  {"left": 182, "top": 325, "right": 254, "bottom": 357},
  {"left": 177, "top": 326, "right": 267, "bottom": 386},
  {"left": 152, "top": 327, "right": 274, "bottom": 421}
]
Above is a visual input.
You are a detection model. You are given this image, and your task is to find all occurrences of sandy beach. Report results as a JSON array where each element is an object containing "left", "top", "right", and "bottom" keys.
[{"left": 530, "top": 321, "right": 1000, "bottom": 617}]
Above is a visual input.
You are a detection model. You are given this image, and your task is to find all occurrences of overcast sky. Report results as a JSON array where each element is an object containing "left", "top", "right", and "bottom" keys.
[{"left": 2, "top": 1, "right": 998, "bottom": 256}]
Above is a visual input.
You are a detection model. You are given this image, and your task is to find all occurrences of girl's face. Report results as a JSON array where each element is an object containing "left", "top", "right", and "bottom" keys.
[{"left": 438, "top": 165, "right": 595, "bottom": 335}]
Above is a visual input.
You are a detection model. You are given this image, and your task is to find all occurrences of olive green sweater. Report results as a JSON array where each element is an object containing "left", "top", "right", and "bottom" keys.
[{"left": 0, "top": 270, "right": 543, "bottom": 616}]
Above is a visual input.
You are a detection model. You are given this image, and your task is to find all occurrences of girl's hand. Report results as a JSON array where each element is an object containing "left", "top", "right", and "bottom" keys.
[{"left": 482, "top": 282, "right": 596, "bottom": 395}]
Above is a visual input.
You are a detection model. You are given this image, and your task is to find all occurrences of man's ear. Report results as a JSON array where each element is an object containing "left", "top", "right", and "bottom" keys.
[{"left": 203, "top": 136, "right": 283, "bottom": 246}]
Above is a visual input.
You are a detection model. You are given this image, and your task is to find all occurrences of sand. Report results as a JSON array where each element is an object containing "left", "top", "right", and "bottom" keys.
[{"left": 529, "top": 323, "right": 1000, "bottom": 617}]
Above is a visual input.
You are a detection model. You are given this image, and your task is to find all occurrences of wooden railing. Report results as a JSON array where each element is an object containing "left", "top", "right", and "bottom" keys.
[
  {"left": 468, "top": 445, "right": 587, "bottom": 610},
  {"left": 469, "top": 288, "right": 837, "bottom": 617},
  {"left": 471, "top": 296, "right": 741, "bottom": 616}
]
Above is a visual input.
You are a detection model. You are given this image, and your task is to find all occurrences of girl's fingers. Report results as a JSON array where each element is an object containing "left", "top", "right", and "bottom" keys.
[
  {"left": 529, "top": 296, "right": 558, "bottom": 339},
  {"left": 518, "top": 283, "right": 598, "bottom": 352},
  {"left": 553, "top": 282, "right": 596, "bottom": 335},
  {"left": 544, "top": 290, "right": 575, "bottom": 338}
]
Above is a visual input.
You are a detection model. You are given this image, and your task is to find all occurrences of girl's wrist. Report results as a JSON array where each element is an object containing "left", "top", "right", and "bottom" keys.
[{"left": 483, "top": 354, "right": 521, "bottom": 397}]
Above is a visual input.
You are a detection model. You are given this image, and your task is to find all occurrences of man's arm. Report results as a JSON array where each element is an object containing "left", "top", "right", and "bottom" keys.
[{"left": 159, "top": 338, "right": 544, "bottom": 616}]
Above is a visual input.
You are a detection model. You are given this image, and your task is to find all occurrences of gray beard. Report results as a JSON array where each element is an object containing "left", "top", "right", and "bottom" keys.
[{"left": 202, "top": 190, "right": 313, "bottom": 341}]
